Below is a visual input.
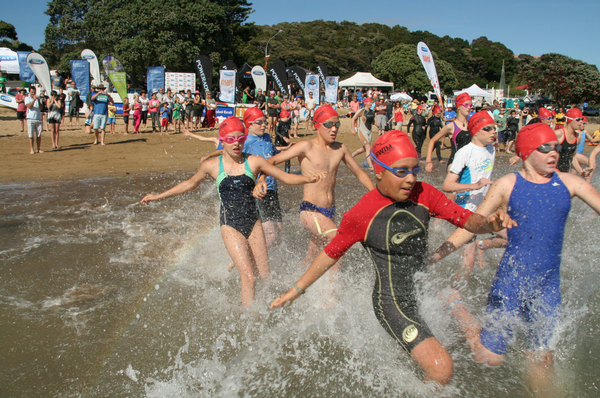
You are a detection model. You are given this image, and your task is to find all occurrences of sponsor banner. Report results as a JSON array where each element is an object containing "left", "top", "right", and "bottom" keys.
[
  {"left": 305, "top": 74, "right": 320, "bottom": 105},
  {"left": 216, "top": 104, "right": 235, "bottom": 119},
  {"left": 0, "top": 48, "right": 19, "bottom": 74},
  {"left": 17, "top": 51, "right": 35, "bottom": 83},
  {"left": 195, "top": 55, "right": 212, "bottom": 94},
  {"left": 417, "top": 42, "right": 443, "bottom": 107},
  {"left": 26, "top": 52, "right": 51, "bottom": 93},
  {"left": 219, "top": 70, "right": 236, "bottom": 103},
  {"left": 324, "top": 76, "right": 339, "bottom": 104},
  {"left": 81, "top": 49, "right": 101, "bottom": 86},
  {"left": 0, "top": 93, "right": 18, "bottom": 109},
  {"left": 316, "top": 63, "right": 328, "bottom": 86},
  {"left": 221, "top": 60, "right": 237, "bottom": 71},
  {"left": 251, "top": 66, "right": 266, "bottom": 92},
  {"left": 70, "top": 60, "right": 90, "bottom": 101},
  {"left": 146, "top": 66, "right": 165, "bottom": 95},
  {"left": 165, "top": 72, "right": 195, "bottom": 93},
  {"left": 288, "top": 65, "right": 306, "bottom": 93},
  {"left": 102, "top": 56, "right": 127, "bottom": 100},
  {"left": 269, "top": 59, "right": 288, "bottom": 95}
]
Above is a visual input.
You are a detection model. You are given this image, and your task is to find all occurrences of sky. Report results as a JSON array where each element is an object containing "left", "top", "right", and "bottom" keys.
[{"left": 4, "top": 0, "right": 599, "bottom": 73}]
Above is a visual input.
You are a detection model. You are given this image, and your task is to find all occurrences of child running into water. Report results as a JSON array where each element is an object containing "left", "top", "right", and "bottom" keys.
[
  {"left": 431, "top": 122, "right": 600, "bottom": 394},
  {"left": 271, "top": 130, "right": 515, "bottom": 385},
  {"left": 141, "top": 117, "right": 325, "bottom": 307},
  {"left": 266, "top": 104, "right": 375, "bottom": 270}
]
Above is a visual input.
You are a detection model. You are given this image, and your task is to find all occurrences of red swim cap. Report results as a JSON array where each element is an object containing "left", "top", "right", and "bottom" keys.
[
  {"left": 467, "top": 110, "right": 495, "bottom": 136},
  {"left": 515, "top": 123, "right": 557, "bottom": 161},
  {"left": 455, "top": 93, "right": 472, "bottom": 106},
  {"left": 243, "top": 106, "right": 265, "bottom": 127},
  {"left": 432, "top": 105, "right": 441, "bottom": 114},
  {"left": 565, "top": 108, "right": 583, "bottom": 121},
  {"left": 364, "top": 98, "right": 373, "bottom": 103},
  {"left": 370, "top": 130, "right": 419, "bottom": 174},
  {"left": 313, "top": 105, "right": 338, "bottom": 129},
  {"left": 219, "top": 116, "right": 246, "bottom": 137},
  {"left": 279, "top": 110, "right": 291, "bottom": 119},
  {"left": 538, "top": 107, "right": 552, "bottom": 119}
]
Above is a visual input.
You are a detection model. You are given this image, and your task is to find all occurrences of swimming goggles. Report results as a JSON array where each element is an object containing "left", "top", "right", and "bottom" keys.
[
  {"left": 320, "top": 121, "right": 341, "bottom": 129},
  {"left": 536, "top": 143, "right": 562, "bottom": 154},
  {"left": 480, "top": 126, "right": 495, "bottom": 132},
  {"left": 219, "top": 135, "right": 247, "bottom": 144},
  {"left": 250, "top": 120, "right": 266, "bottom": 125},
  {"left": 456, "top": 103, "right": 474, "bottom": 108},
  {"left": 369, "top": 153, "right": 421, "bottom": 178}
]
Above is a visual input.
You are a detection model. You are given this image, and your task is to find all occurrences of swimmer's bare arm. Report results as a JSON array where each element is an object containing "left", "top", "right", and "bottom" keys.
[
  {"left": 430, "top": 175, "right": 517, "bottom": 264},
  {"left": 559, "top": 172, "right": 600, "bottom": 214},
  {"left": 268, "top": 141, "right": 311, "bottom": 165},
  {"left": 341, "top": 145, "right": 375, "bottom": 190},
  {"left": 442, "top": 171, "right": 492, "bottom": 193},
  {"left": 426, "top": 123, "right": 452, "bottom": 172},
  {"left": 270, "top": 250, "right": 337, "bottom": 308},
  {"left": 351, "top": 110, "right": 361, "bottom": 135},
  {"left": 588, "top": 146, "right": 600, "bottom": 169},
  {"left": 252, "top": 156, "right": 325, "bottom": 186},
  {"left": 140, "top": 161, "right": 215, "bottom": 204}
]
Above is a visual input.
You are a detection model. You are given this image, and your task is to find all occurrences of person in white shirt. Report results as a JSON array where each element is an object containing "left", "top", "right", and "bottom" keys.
[{"left": 25, "top": 87, "right": 43, "bottom": 154}]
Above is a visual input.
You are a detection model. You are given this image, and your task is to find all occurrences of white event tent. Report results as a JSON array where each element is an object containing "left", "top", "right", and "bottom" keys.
[
  {"left": 454, "top": 84, "right": 493, "bottom": 98},
  {"left": 339, "top": 72, "right": 394, "bottom": 91}
]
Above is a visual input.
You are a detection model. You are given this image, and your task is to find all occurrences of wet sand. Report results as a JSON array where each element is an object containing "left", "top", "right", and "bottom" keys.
[{"left": 1, "top": 107, "right": 597, "bottom": 183}]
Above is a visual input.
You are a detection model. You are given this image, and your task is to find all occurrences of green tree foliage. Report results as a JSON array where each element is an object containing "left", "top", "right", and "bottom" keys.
[
  {"left": 0, "top": 21, "right": 18, "bottom": 40},
  {"left": 371, "top": 44, "right": 458, "bottom": 95},
  {"left": 520, "top": 53, "right": 600, "bottom": 105},
  {"left": 43, "top": 0, "right": 252, "bottom": 84}
]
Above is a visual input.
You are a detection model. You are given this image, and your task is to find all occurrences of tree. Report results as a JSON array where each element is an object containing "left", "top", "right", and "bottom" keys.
[
  {"left": 42, "top": 0, "right": 252, "bottom": 84},
  {"left": 372, "top": 44, "right": 458, "bottom": 95},
  {"left": 0, "top": 21, "right": 18, "bottom": 40},
  {"left": 521, "top": 53, "right": 600, "bottom": 105}
]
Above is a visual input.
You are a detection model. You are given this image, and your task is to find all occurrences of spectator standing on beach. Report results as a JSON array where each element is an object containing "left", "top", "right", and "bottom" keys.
[
  {"left": 0, "top": 71, "right": 6, "bottom": 93},
  {"left": 139, "top": 91, "right": 149, "bottom": 130},
  {"left": 375, "top": 96, "right": 387, "bottom": 134},
  {"left": 91, "top": 84, "right": 109, "bottom": 145},
  {"left": 304, "top": 92, "right": 317, "bottom": 132},
  {"left": 201, "top": 91, "right": 217, "bottom": 129},
  {"left": 46, "top": 90, "right": 63, "bottom": 149},
  {"left": 254, "top": 88, "right": 266, "bottom": 111},
  {"left": 149, "top": 92, "right": 161, "bottom": 132},
  {"left": 122, "top": 97, "right": 131, "bottom": 134},
  {"left": 65, "top": 81, "right": 81, "bottom": 126},
  {"left": 15, "top": 88, "right": 27, "bottom": 132},
  {"left": 25, "top": 86, "right": 43, "bottom": 154},
  {"left": 52, "top": 70, "right": 64, "bottom": 91}
]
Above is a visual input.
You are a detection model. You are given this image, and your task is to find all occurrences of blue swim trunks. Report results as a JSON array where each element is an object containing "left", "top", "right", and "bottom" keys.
[{"left": 299, "top": 201, "right": 335, "bottom": 220}]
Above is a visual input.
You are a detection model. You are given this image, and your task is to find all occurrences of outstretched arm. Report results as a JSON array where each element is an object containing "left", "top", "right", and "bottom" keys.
[
  {"left": 268, "top": 141, "right": 308, "bottom": 165},
  {"left": 270, "top": 251, "right": 338, "bottom": 308},
  {"left": 442, "top": 171, "right": 492, "bottom": 193},
  {"left": 342, "top": 146, "right": 375, "bottom": 190},
  {"left": 141, "top": 163, "right": 212, "bottom": 204},
  {"left": 254, "top": 156, "right": 325, "bottom": 185}
]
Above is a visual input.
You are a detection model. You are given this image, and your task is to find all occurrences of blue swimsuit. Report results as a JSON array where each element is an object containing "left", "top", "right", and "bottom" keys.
[
  {"left": 216, "top": 155, "right": 259, "bottom": 238},
  {"left": 481, "top": 172, "right": 571, "bottom": 355}
]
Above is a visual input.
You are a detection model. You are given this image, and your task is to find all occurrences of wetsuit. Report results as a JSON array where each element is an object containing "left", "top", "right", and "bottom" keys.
[
  {"left": 356, "top": 108, "right": 374, "bottom": 144},
  {"left": 449, "top": 121, "right": 471, "bottom": 166},
  {"left": 481, "top": 172, "right": 571, "bottom": 355},
  {"left": 325, "top": 184, "right": 472, "bottom": 353},
  {"left": 425, "top": 116, "right": 444, "bottom": 161},
  {"left": 556, "top": 129, "right": 578, "bottom": 173},
  {"left": 407, "top": 114, "right": 426, "bottom": 157},
  {"left": 216, "top": 155, "right": 259, "bottom": 238}
]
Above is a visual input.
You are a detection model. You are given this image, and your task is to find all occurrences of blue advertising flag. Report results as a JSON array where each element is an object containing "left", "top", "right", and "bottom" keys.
[
  {"left": 17, "top": 52, "right": 35, "bottom": 83},
  {"left": 70, "top": 60, "right": 90, "bottom": 101},
  {"left": 147, "top": 66, "right": 165, "bottom": 96}
]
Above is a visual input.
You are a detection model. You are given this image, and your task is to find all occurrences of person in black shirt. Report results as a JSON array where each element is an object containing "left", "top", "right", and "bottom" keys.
[
  {"left": 425, "top": 105, "right": 445, "bottom": 162},
  {"left": 407, "top": 106, "right": 427, "bottom": 158},
  {"left": 254, "top": 88, "right": 266, "bottom": 111}
]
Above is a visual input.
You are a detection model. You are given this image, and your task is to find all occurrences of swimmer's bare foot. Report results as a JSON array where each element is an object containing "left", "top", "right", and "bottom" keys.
[
  {"left": 30, "top": 150, "right": 35, "bottom": 155},
  {"left": 227, "top": 261, "right": 236, "bottom": 272},
  {"left": 93, "top": 141, "right": 98, "bottom": 145}
]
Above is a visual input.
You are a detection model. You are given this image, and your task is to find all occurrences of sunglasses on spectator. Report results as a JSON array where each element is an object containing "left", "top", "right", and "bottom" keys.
[
  {"left": 536, "top": 143, "right": 562, "bottom": 154},
  {"left": 219, "top": 135, "right": 247, "bottom": 144},
  {"left": 320, "top": 121, "right": 341, "bottom": 129}
]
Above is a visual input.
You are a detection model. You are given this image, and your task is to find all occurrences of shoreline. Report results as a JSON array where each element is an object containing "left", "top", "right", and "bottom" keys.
[{"left": 1, "top": 107, "right": 598, "bottom": 184}]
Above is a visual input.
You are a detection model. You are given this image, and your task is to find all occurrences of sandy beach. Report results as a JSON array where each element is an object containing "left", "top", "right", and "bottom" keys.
[{"left": 1, "top": 107, "right": 598, "bottom": 184}]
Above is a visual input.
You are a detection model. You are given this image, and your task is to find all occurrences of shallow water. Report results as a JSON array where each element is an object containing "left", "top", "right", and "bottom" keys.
[{"left": 1, "top": 159, "right": 599, "bottom": 397}]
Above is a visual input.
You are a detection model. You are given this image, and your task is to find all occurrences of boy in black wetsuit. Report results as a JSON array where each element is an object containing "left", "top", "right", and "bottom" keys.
[
  {"left": 407, "top": 106, "right": 427, "bottom": 158},
  {"left": 271, "top": 130, "right": 515, "bottom": 385},
  {"left": 424, "top": 105, "right": 445, "bottom": 162}
]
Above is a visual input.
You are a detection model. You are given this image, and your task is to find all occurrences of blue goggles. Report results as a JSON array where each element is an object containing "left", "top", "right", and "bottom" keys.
[{"left": 369, "top": 153, "right": 420, "bottom": 178}]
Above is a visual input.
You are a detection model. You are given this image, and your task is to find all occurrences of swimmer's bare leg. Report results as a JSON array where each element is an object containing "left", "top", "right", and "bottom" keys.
[
  {"left": 456, "top": 240, "right": 476, "bottom": 282},
  {"left": 220, "top": 225, "right": 258, "bottom": 307},
  {"left": 261, "top": 220, "right": 283, "bottom": 250},
  {"left": 410, "top": 337, "right": 453, "bottom": 385},
  {"left": 247, "top": 220, "right": 270, "bottom": 281},
  {"left": 446, "top": 288, "right": 504, "bottom": 367},
  {"left": 524, "top": 351, "right": 559, "bottom": 398}
]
